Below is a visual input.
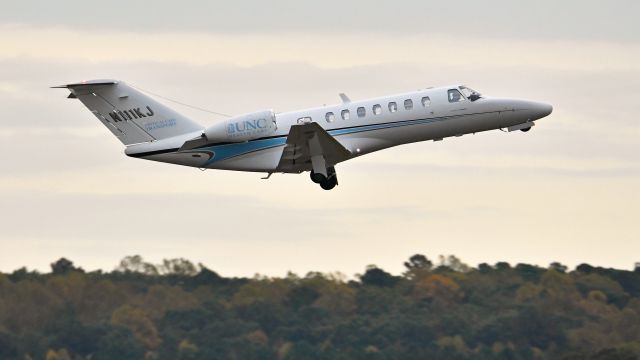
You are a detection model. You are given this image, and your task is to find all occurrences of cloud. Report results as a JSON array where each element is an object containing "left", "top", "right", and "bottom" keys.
[
  {"left": 0, "top": 1, "right": 638, "bottom": 43},
  {"left": 1, "top": 26, "right": 639, "bottom": 72}
]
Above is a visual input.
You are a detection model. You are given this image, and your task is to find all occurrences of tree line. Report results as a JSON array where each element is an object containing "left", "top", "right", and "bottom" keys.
[{"left": 1, "top": 254, "right": 639, "bottom": 359}]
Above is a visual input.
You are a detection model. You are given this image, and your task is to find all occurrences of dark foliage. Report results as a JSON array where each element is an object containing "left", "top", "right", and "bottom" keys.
[{"left": 0, "top": 254, "right": 639, "bottom": 359}]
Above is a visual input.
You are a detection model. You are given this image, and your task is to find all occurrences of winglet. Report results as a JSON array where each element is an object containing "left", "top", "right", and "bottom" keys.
[{"left": 339, "top": 93, "right": 351, "bottom": 104}]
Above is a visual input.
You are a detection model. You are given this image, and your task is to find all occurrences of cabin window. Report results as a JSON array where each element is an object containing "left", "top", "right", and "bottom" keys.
[
  {"left": 325, "top": 112, "right": 335, "bottom": 123},
  {"left": 341, "top": 109, "right": 350, "bottom": 120},
  {"left": 296, "top": 116, "right": 312, "bottom": 124},
  {"left": 421, "top": 96, "right": 431, "bottom": 107},
  {"left": 404, "top": 99, "right": 413, "bottom": 110},
  {"left": 448, "top": 89, "right": 464, "bottom": 103},
  {"left": 373, "top": 104, "right": 382, "bottom": 115},
  {"left": 357, "top": 107, "right": 366, "bottom": 118},
  {"left": 388, "top": 102, "right": 397, "bottom": 113}
]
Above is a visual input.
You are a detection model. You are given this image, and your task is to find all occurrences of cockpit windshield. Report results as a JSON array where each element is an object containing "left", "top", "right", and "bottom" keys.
[{"left": 459, "top": 86, "right": 482, "bottom": 101}]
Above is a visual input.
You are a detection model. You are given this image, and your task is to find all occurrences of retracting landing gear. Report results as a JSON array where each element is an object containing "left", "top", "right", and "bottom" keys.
[
  {"left": 307, "top": 132, "right": 339, "bottom": 190},
  {"left": 310, "top": 166, "right": 338, "bottom": 190}
]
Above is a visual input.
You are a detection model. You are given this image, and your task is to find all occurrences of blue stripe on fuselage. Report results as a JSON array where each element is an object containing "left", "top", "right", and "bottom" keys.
[
  {"left": 199, "top": 116, "right": 447, "bottom": 165},
  {"left": 202, "top": 137, "right": 287, "bottom": 166}
]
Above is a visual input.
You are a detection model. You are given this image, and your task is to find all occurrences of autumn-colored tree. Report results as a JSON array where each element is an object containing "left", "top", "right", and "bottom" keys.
[
  {"left": 413, "top": 274, "right": 462, "bottom": 304},
  {"left": 111, "top": 305, "right": 161, "bottom": 350},
  {"left": 0, "top": 255, "right": 639, "bottom": 359}
]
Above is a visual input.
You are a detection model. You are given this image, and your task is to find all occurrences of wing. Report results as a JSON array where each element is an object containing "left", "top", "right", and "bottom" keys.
[{"left": 276, "top": 122, "right": 352, "bottom": 173}]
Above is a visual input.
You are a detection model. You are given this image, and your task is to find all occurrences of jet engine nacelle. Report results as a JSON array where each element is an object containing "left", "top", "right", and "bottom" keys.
[{"left": 203, "top": 110, "right": 277, "bottom": 143}]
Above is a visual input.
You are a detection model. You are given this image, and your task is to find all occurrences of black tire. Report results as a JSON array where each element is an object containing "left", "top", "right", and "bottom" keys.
[
  {"left": 520, "top": 127, "right": 531, "bottom": 132},
  {"left": 310, "top": 171, "right": 325, "bottom": 184},
  {"left": 320, "top": 178, "right": 337, "bottom": 190}
]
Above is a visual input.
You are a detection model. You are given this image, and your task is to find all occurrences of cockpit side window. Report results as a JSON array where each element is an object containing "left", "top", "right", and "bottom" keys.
[
  {"left": 448, "top": 89, "right": 465, "bottom": 103},
  {"left": 459, "top": 86, "right": 482, "bottom": 101}
]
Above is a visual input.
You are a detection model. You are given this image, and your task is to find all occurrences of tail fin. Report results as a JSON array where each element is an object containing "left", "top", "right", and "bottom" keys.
[{"left": 53, "top": 80, "right": 203, "bottom": 145}]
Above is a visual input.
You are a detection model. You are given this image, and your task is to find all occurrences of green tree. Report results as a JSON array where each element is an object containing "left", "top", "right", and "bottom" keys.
[
  {"left": 2, "top": 255, "right": 640, "bottom": 359},
  {"left": 94, "top": 326, "right": 146, "bottom": 360},
  {"left": 115, "top": 255, "right": 158, "bottom": 275},
  {"left": 285, "top": 285, "right": 320, "bottom": 310},
  {"left": 403, "top": 254, "right": 434, "bottom": 280},
  {"left": 51, "top": 258, "right": 84, "bottom": 275},
  {"left": 159, "top": 258, "right": 200, "bottom": 276},
  {"left": 550, "top": 262, "right": 569, "bottom": 273},
  {"left": 591, "top": 347, "right": 638, "bottom": 360},
  {"left": 360, "top": 266, "right": 399, "bottom": 287}
]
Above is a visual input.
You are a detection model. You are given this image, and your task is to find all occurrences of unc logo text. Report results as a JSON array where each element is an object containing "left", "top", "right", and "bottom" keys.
[{"left": 227, "top": 118, "right": 268, "bottom": 135}]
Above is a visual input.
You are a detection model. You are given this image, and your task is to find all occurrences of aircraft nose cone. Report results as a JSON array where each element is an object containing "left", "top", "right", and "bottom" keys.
[{"left": 531, "top": 101, "right": 553, "bottom": 120}]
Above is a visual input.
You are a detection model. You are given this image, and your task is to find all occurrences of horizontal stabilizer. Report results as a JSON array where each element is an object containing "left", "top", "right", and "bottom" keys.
[{"left": 51, "top": 80, "right": 118, "bottom": 89}]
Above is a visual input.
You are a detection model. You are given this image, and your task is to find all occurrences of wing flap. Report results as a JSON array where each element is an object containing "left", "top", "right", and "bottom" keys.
[{"left": 277, "top": 122, "right": 351, "bottom": 173}]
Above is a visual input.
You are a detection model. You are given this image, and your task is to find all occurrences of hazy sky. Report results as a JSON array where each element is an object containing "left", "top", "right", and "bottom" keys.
[{"left": 0, "top": 1, "right": 638, "bottom": 277}]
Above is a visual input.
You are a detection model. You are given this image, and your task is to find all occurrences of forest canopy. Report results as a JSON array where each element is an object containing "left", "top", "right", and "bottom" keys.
[{"left": 1, "top": 255, "right": 639, "bottom": 360}]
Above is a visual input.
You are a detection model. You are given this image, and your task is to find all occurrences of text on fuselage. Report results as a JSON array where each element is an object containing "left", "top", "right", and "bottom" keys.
[
  {"left": 108, "top": 106, "right": 155, "bottom": 122},
  {"left": 227, "top": 118, "right": 270, "bottom": 138}
]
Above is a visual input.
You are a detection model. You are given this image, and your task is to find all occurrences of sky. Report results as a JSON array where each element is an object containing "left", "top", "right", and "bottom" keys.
[{"left": 0, "top": 1, "right": 638, "bottom": 277}]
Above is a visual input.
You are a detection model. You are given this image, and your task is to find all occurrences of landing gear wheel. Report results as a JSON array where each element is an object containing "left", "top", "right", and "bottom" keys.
[
  {"left": 320, "top": 177, "right": 337, "bottom": 190},
  {"left": 521, "top": 127, "right": 531, "bottom": 132},
  {"left": 319, "top": 166, "right": 338, "bottom": 190},
  {"left": 310, "top": 170, "right": 325, "bottom": 184}
]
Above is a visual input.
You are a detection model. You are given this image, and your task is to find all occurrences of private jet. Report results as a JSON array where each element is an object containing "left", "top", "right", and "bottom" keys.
[{"left": 54, "top": 80, "right": 552, "bottom": 190}]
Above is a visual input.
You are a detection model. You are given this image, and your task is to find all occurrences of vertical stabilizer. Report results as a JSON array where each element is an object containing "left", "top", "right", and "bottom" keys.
[{"left": 53, "top": 80, "right": 204, "bottom": 145}]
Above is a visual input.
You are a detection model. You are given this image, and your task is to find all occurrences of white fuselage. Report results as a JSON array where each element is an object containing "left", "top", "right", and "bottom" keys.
[{"left": 125, "top": 85, "right": 552, "bottom": 173}]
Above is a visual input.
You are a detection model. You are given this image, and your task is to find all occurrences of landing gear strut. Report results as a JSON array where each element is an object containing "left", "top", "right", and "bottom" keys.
[{"left": 310, "top": 166, "right": 338, "bottom": 190}]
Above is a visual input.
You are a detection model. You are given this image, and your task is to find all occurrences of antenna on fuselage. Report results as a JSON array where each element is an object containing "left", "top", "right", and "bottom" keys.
[{"left": 339, "top": 93, "right": 351, "bottom": 104}]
